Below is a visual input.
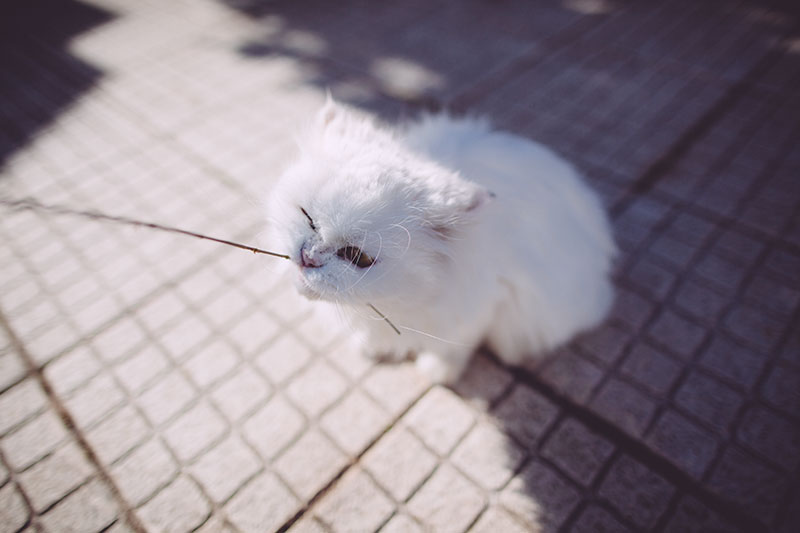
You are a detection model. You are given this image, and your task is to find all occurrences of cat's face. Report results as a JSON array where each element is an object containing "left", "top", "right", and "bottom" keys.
[{"left": 267, "top": 102, "right": 488, "bottom": 306}]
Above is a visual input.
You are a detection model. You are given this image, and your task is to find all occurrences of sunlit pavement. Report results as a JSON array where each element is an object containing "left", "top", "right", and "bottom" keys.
[{"left": 1, "top": 1, "right": 799, "bottom": 531}]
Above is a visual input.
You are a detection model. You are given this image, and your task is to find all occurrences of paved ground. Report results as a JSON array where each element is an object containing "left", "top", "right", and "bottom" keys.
[{"left": 1, "top": 0, "right": 799, "bottom": 531}]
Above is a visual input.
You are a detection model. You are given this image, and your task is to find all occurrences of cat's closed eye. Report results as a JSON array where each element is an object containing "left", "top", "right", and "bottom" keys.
[{"left": 337, "top": 246, "right": 374, "bottom": 268}]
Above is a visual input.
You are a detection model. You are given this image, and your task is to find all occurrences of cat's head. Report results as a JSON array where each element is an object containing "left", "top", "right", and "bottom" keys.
[{"left": 267, "top": 100, "right": 490, "bottom": 305}]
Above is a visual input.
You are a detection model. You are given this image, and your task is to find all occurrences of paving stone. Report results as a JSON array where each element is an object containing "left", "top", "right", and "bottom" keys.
[
  {"left": 194, "top": 514, "right": 236, "bottom": 533},
  {"left": 698, "top": 334, "right": 767, "bottom": 390},
  {"left": 254, "top": 333, "right": 314, "bottom": 384},
  {"left": 39, "top": 478, "right": 118, "bottom": 533},
  {"left": 694, "top": 252, "right": 750, "bottom": 291},
  {"left": 646, "top": 409, "right": 719, "bottom": 480},
  {"left": 315, "top": 467, "right": 394, "bottom": 533},
  {"left": 228, "top": 309, "right": 281, "bottom": 357},
  {"left": 453, "top": 353, "right": 514, "bottom": 409},
  {"left": 537, "top": 349, "right": 605, "bottom": 404},
  {"left": 136, "top": 291, "right": 188, "bottom": 334},
  {"left": 163, "top": 401, "right": 226, "bottom": 463},
  {"left": 407, "top": 463, "right": 486, "bottom": 533},
  {"left": 619, "top": 341, "right": 682, "bottom": 395},
  {"left": 471, "top": 506, "right": 530, "bottom": 533},
  {"left": 184, "top": 339, "right": 240, "bottom": 389},
  {"left": 105, "top": 518, "right": 138, "bottom": 533},
  {"left": 274, "top": 428, "right": 349, "bottom": 501},
  {"left": 44, "top": 346, "right": 102, "bottom": 397},
  {"left": 672, "top": 278, "right": 731, "bottom": 324},
  {"left": 321, "top": 388, "right": 388, "bottom": 456},
  {"left": 2, "top": 410, "right": 70, "bottom": 471},
  {"left": 723, "top": 303, "right": 787, "bottom": 353},
  {"left": 662, "top": 496, "right": 741, "bottom": 533},
  {"left": 570, "top": 504, "right": 632, "bottom": 533},
  {"left": 500, "top": 458, "right": 581, "bottom": 532},
  {"left": 136, "top": 371, "right": 197, "bottom": 426},
  {"left": 763, "top": 248, "right": 800, "bottom": 289},
  {"left": 626, "top": 256, "right": 678, "bottom": 300},
  {"left": 326, "top": 340, "right": 374, "bottom": 381},
  {"left": 760, "top": 361, "right": 800, "bottom": 418},
  {"left": 451, "top": 420, "right": 525, "bottom": 491},
  {"left": 541, "top": 418, "right": 615, "bottom": 487},
  {"left": 578, "top": 324, "right": 633, "bottom": 365},
  {"left": 293, "top": 307, "right": 347, "bottom": 354},
  {"left": 137, "top": 475, "right": 210, "bottom": 533},
  {"left": 286, "top": 358, "right": 349, "bottom": 418},
  {"left": 210, "top": 365, "right": 271, "bottom": 422},
  {"left": 243, "top": 394, "right": 305, "bottom": 460},
  {"left": 361, "top": 361, "right": 429, "bottom": 416},
  {"left": 190, "top": 435, "right": 261, "bottom": 504},
  {"left": 608, "top": 286, "right": 655, "bottom": 330},
  {"left": 736, "top": 405, "right": 800, "bottom": 471},
  {"left": 113, "top": 345, "right": 170, "bottom": 394},
  {"left": 0, "top": 350, "right": 27, "bottom": 393},
  {"left": 225, "top": 472, "right": 300, "bottom": 533},
  {"left": 156, "top": 314, "right": 214, "bottom": 362},
  {"left": 0, "top": 378, "right": 47, "bottom": 436},
  {"left": 777, "top": 488, "right": 800, "bottom": 533},
  {"left": 0, "top": 482, "right": 30, "bottom": 533},
  {"left": 707, "top": 446, "right": 790, "bottom": 522},
  {"left": 403, "top": 386, "right": 475, "bottom": 456},
  {"left": 63, "top": 372, "right": 126, "bottom": 429},
  {"left": 85, "top": 404, "right": 150, "bottom": 466},
  {"left": 361, "top": 425, "right": 437, "bottom": 502},
  {"left": 111, "top": 438, "right": 178, "bottom": 506},
  {"left": 598, "top": 455, "right": 675, "bottom": 529},
  {"left": 90, "top": 318, "right": 148, "bottom": 363},
  {"left": 743, "top": 274, "right": 800, "bottom": 319},
  {"left": 712, "top": 230, "right": 765, "bottom": 267},
  {"left": 649, "top": 233, "right": 698, "bottom": 270},
  {"left": 493, "top": 383, "right": 559, "bottom": 449},
  {"left": 647, "top": 309, "right": 707, "bottom": 359},
  {"left": 674, "top": 371, "right": 745, "bottom": 433},
  {"left": 590, "top": 377, "right": 658, "bottom": 438},
  {"left": 203, "top": 290, "right": 252, "bottom": 330},
  {"left": 379, "top": 513, "right": 423, "bottom": 533},
  {"left": 18, "top": 441, "right": 95, "bottom": 513}
]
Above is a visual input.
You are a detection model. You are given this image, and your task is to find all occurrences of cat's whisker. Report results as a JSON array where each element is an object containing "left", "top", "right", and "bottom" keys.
[{"left": 393, "top": 325, "right": 470, "bottom": 347}]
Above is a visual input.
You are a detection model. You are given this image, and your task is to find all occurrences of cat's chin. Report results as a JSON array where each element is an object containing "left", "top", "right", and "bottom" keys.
[{"left": 294, "top": 273, "right": 323, "bottom": 300}]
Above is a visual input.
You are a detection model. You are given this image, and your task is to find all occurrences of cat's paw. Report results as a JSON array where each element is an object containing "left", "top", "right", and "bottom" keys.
[{"left": 415, "top": 352, "right": 462, "bottom": 384}]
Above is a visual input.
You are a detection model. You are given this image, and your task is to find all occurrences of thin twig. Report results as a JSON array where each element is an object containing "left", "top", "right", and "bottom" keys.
[
  {"left": 0, "top": 196, "right": 291, "bottom": 259},
  {"left": 0, "top": 196, "right": 402, "bottom": 335}
]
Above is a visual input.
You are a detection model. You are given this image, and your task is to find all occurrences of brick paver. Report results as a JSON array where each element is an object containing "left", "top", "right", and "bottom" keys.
[{"left": 1, "top": 0, "right": 798, "bottom": 531}]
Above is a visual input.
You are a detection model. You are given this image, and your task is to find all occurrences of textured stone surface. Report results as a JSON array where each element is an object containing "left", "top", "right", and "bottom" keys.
[
  {"left": 542, "top": 419, "right": 615, "bottom": 487},
  {"left": 1, "top": 0, "right": 798, "bottom": 531},
  {"left": 597, "top": 455, "right": 675, "bottom": 529}
]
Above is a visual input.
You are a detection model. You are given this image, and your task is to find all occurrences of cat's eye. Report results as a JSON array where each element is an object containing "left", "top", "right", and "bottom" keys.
[{"left": 337, "top": 246, "right": 374, "bottom": 268}]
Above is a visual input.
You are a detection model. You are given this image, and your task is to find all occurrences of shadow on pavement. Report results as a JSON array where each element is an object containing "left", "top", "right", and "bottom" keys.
[{"left": 0, "top": 0, "right": 112, "bottom": 169}]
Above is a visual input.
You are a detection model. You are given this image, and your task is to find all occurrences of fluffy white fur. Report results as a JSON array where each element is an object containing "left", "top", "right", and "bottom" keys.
[{"left": 267, "top": 100, "right": 616, "bottom": 382}]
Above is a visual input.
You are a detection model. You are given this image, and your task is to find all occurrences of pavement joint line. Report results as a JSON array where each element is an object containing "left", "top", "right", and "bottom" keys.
[
  {"left": 275, "top": 382, "right": 435, "bottom": 533},
  {"left": 0, "top": 447, "right": 39, "bottom": 532},
  {"left": 489, "top": 352, "right": 769, "bottom": 532},
  {"left": 0, "top": 304, "right": 148, "bottom": 533},
  {"left": 610, "top": 39, "right": 791, "bottom": 218}
]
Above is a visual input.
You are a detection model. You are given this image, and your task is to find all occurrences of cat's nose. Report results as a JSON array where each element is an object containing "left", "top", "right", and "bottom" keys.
[{"left": 300, "top": 245, "right": 323, "bottom": 268}]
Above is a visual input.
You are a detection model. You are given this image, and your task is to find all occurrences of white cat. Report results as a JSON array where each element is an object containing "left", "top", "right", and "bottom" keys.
[{"left": 267, "top": 99, "right": 616, "bottom": 383}]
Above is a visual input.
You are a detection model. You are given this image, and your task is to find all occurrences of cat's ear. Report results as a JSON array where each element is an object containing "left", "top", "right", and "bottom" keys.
[{"left": 429, "top": 180, "right": 493, "bottom": 233}]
